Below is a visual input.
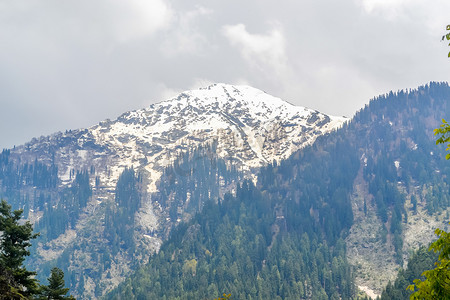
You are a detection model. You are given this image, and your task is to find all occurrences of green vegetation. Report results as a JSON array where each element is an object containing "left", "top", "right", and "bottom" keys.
[
  {"left": 214, "top": 294, "right": 231, "bottom": 300},
  {"left": 442, "top": 25, "right": 450, "bottom": 58},
  {"left": 1, "top": 83, "right": 450, "bottom": 298},
  {"left": 0, "top": 199, "right": 39, "bottom": 298},
  {"left": 434, "top": 118, "right": 450, "bottom": 160},
  {"left": 105, "top": 83, "right": 450, "bottom": 299},
  {"left": 379, "top": 247, "right": 438, "bottom": 299},
  {"left": 36, "top": 170, "right": 92, "bottom": 241},
  {"left": 383, "top": 228, "right": 450, "bottom": 300},
  {"left": 402, "top": 119, "right": 450, "bottom": 299},
  {"left": 37, "top": 267, "right": 75, "bottom": 300},
  {"left": 0, "top": 199, "right": 74, "bottom": 299},
  {"left": 380, "top": 116, "right": 450, "bottom": 299},
  {"left": 408, "top": 228, "right": 450, "bottom": 299},
  {"left": 107, "top": 181, "right": 355, "bottom": 299},
  {"left": 104, "top": 167, "right": 142, "bottom": 255},
  {"left": 155, "top": 143, "right": 241, "bottom": 234}
]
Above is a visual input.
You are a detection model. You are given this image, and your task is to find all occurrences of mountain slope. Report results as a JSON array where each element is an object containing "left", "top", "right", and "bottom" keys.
[
  {"left": 106, "top": 82, "right": 450, "bottom": 299},
  {"left": 107, "top": 180, "right": 355, "bottom": 300},
  {"left": 0, "top": 83, "right": 346, "bottom": 298},
  {"left": 262, "top": 82, "right": 450, "bottom": 297},
  {"left": 10, "top": 84, "right": 345, "bottom": 197}
]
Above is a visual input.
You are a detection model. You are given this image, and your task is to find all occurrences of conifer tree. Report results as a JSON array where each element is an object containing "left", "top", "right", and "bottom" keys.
[
  {"left": 408, "top": 228, "right": 450, "bottom": 299},
  {"left": 38, "top": 267, "right": 75, "bottom": 300},
  {"left": 0, "top": 199, "right": 39, "bottom": 298}
]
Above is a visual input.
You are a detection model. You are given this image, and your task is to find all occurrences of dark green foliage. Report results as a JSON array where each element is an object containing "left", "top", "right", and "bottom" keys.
[
  {"left": 442, "top": 25, "right": 450, "bottom": 58},
  {"left": 0, "top": 263, "right": 24, "bottom": 299},
  {"left": 358, "top": 83, "right": 450, "bottom": 263},
  {"left": 0, "top": 155, "right": 58, "bottom": 191},
  {"left": 35, "top": 170, "right": 92, "bottom": 241},
  {"left": 70, "top": 171, "right": 92, "bottom": 209},
  {"left": 0, "top": 199, "right": 75, "bottom": 299},
  {"left": 0, "top": 82, "right": 449, "bottom": 299},
  {"left": 114, "top": 167, "right": 141, "bottom": 211},
  {"left": 409, "top": 227, "right": 450, "bottom": 299},
  {"left": 260, "top": 130, "right": 359, "bottom": 245},
  {"left": 107, "top": 82, "right": 450, "bottom": 299},
  {"left": 0, "top": 163, "right": 93, "bottom": 296},
  {"left": 104, "top": 167, "right": 142, "bottom": 255},
  {"left": 106, "top": 181, "right": 355, "bottom": 299},
  {"left": 38, "top": 267, "right": 75, "bottom": 300},
  {"left": 154, "top": 143, "right": 240, "bottom": 237},
  {"left": 0, "top": 199, "right": 39, "bottom": 298},
  {"left": 0, "top": 149, "right": 92, "bottom": 243},
  {"left": 380, "top": 247, "right": 438, "bottom": 299},
  {"left": 0, "top": 153, "right": 60, "bottom": 233}
]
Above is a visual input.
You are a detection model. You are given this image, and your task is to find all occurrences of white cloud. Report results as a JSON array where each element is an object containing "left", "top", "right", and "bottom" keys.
[
  {"left": 222, "top": 23, "right": 288, "bottom": 77},
  {"left": 358, "top": 0, "right": 450, "bottom": 28},
  {"left": 359, "top": 0, "right": 408, "bottom": 15},
  {"left": 2, "top": 0, "right": 450, "bottom": 148},
  {"left": 155, "top": 83, "right": 182, "bottom": 103},
  {"left": 101, "top": 0, "right": 173, "bottom": 42},
  {"left": 161, "top": 5, "right": 213, "bottom": 56},
  {"left": 189, "top": 78, "right": 216, "bottom": 90}
]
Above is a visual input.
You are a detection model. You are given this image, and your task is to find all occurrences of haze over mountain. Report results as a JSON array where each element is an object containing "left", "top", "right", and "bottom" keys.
[
  {"left": 2, "top": 1, "right": 450, "bottom": 152},
  {"left": 1, "top": 82, "right": 450, "bottom": 299},
  {"left": 101, "top": 82, "right": 450, "bottom": 299},
  {"left": 0, "top": 84, "right": 346, "bottom": 298},
  {"left": 13, "top": 83, "right": 346, "bottom": 192},
  {"left": 107, "top": 82, "right": 450, "bottom": 299}
]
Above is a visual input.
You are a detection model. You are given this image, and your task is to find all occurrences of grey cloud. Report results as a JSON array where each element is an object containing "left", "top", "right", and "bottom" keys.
[{"left": 1, "top": 0, "right": 450, "bottom": 149}]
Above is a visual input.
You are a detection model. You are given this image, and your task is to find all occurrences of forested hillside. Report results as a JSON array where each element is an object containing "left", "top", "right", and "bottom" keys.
[
  {"left": 107, "top": 82, "right": 450, "bottom": 299},
  {"left": 0, "top": 141, "right": 246, "bottom": 297},
  {"left": 274, "top": 82, "right": 450, "bottom": 294},
  {"left": 1, "top": 82, "right": 450, "bottom": 298},
  {"left": 379, "top": 246, "right": 438, "bottom": 299},
  {"left": 107, "top": 180, "right": 355, "bottom": 299},
  {"left": 1, "top": 84, "right": 346, "bottom": 298}
]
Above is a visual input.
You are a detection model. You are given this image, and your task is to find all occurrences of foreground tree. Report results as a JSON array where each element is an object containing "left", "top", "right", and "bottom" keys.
[
  {"left": 407, "top": 120, "right": 450, "bottom": 298},
  {"left": 0, "top": 199, "right": 74, "bottom": 299},
  {"left": 408, "top": 228, "right": 450, "bottom": 299},
  {"left": 0, "top": 263, "right": 25, "bottom": 299},
  {"left": 38, "top": 267, "right": 75, "bottom": 300},
  {"left": 214, "top": 294, "right": 231, "bottom": 300},
  {"left": 442, "top": 25, "right": 450, "bottom": 58},
  {"left": 434, "top": 119, "right": 450, "bottom": 159},
  {"left": 0, "top": 199, "right": 39, "bottom": 298}
]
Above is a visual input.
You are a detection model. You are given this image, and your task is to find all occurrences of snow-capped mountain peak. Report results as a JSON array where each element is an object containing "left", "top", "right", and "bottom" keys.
[
  {"left": 15, "top": 83, "right": 347, "bottom": 193},
  {"left": 8, "top": 83, "right": 348, "bottom": 299},
  {"left": 74, "top": 83, "right": 346, "bottom": 189}
]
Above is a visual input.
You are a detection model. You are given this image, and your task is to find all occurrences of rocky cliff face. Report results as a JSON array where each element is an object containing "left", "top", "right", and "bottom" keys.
[{"left": 3, "top": 83, "right": 346, "bottom": 298}]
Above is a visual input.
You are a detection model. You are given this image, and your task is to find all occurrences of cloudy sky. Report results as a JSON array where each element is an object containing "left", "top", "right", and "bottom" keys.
[{"left": 1, "top": 0, "right": 449, "bottom": 149}]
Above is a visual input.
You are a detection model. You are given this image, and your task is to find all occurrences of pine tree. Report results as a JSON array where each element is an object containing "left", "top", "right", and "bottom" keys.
[
  {"left": 38, "top": 267, "right": 75, "bottom": 300},
  {"left": 0, "top": 263, "right": 23, "bottom": 299},
  {"left": 0, "top": 199, "right": 39, "bottom": 298}
]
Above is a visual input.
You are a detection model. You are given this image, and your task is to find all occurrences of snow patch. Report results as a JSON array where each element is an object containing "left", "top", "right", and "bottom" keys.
[{"left": 359, "top": 285, "right": 378, "bottom": 299}]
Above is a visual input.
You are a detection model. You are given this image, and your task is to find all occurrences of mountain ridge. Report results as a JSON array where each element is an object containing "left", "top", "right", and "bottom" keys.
[
  {"left": 107, "top": 83, "right": 450, "bottom": 299},
  {"left": 13, "top": 83, "right": 347, "bottom": 191},
  {"left": 3, "top": 82, "right": 450, "bottom": 299},
  {"left": 1, "top": 83, "right": 347, "bottom": 298}
]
